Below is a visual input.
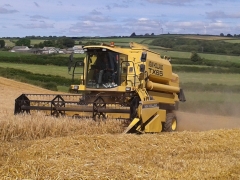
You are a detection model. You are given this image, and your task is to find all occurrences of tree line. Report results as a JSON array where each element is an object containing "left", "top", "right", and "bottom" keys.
[
  {"left": 34, "top": 38, "right": 75, "bottom": 48},
  {"left": 0, "top": 38, "right": 75, "bottom": 49}
]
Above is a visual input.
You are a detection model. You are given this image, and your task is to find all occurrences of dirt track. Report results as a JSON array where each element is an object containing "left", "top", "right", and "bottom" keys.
[{"left": 1, "top": 77, "right": 239, "bottom": 131}]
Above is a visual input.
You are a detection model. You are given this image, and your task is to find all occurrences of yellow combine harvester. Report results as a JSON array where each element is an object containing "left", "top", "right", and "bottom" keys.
[{"left": 14, "top": 42, "right": 185, "bottom": 133}]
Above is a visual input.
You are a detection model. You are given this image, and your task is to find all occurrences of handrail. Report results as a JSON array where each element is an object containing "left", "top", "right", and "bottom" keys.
[
  {"left": 72, "top": 60, "right": 85, "bottom": 85},
  {"left": 120, "top": 60, "right": 138, "bottom": 87}
]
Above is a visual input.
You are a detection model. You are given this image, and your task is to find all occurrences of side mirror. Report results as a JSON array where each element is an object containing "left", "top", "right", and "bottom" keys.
[{"left": 141, "top": 52, "right": 147, "bottom": 62}]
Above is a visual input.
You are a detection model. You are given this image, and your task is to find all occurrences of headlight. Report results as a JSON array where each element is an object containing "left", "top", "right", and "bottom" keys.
[
  {"left": 74, "top": 85, "right": 79, "bottom": 90},
  {"left": 125, "top": 87, "right": 131, "bottom": 91}
]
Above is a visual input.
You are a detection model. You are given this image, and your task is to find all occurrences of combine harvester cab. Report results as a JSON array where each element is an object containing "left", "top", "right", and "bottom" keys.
[{"left": 14, "top": 42, "right": 186, "bottom": 133}]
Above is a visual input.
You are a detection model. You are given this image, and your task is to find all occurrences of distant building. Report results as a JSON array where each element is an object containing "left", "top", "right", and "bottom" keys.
[
  {"left": 73, "top": 49, "right": 84, "bottom": 54},
  {"left": 42, "top": 47, "right": 59, "bottom": 54},
  {"left": 58, "top": 49, "right": 66, "bottom": 54},
  {"left": 72, "top": 45, "right": 84, "bottom": 54},
  {"left": 73, "top": 45, "right": 83, "bottom": 50},
  {"left": 30, "top": 48, "right": 42, "bottom": 54},
  {"left": 10, "top": 46, "right": 30, "bottom": 52},
  {"left": 10, "top": 46, "right": 69, "bottom": 54},
  {"left": 66, "top": 48, "right": 74, "bottom": 54}
]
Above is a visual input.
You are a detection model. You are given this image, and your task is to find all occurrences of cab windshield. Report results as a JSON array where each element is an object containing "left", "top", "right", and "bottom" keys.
[{"left": 86, "top": 50, "right": 122, "bottom": 89}]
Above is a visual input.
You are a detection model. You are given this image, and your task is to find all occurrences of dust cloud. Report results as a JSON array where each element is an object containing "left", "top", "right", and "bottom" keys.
[{"left": 177, "top": 111, "right": 240, "bottom": 131}]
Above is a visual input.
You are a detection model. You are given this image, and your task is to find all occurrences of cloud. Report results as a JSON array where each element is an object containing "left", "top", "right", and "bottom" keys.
[
  {"left": 1, "top": 0, "right": 240, "bottom": 37},
  {"left": 205, "top": 3, "right": 212, "bottom": 6},
  {"left": 29, "top": 15, "right": 48, "bottom": 19},
  {"left": 15, "top": 23, "right": 54, "bottom": 29},
  {"left": 166, "top": 21, "right": 204, "bottom": 30},
  {"left": 206, "top": 11, "right": 240, "bottom": 20},
  {"left": 162, "top": 20, "right": 229, "bottom": 35},
  {"left": 123, "top": 18, "right": 162, "bottom": 34},
  {"left": 68, "top": 21, "right": 96, "bottom": 34},
  {"left": 57, "top": 1, "right": 63, "bottom": 6},
  {"left": 105, "top": 2, "right": 129, "bottom": 10},
  {"left": 138, "top": 18, "right": 149, "bottom": 21},
  {"left": 68, "top": 21, "right": 127, "bottom": 36},
  {"left": 79, "top": 15, "right": 113, "bottom": 22},
  {"left": 122, "top": 0, "right": 134, "bottom": 3},
  {"left": 146, "top": 0, "right": 239, "bottom": 6},
  {"left": 233, "top": 24, "right": 240, "bottom": 32},
  {"left": 34, "top": 2, "right": 40, "bottom": 7},
  {"left": 2, "top": 26, "right": 7, "bottom": 28},
  {"left": 4, "top": 4, "right": 11, "bottom": 7},
  {"left": 0, "top": 7, "right": 18, "bottom": 14},
  {"left": 91, "top": 9, "right": 102, "bottom": 15},
  {"left": 145, "top": 0, "right": 193, "bottom": 6}
]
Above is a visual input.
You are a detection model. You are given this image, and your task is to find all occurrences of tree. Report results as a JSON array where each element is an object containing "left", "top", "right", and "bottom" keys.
[
  {"left": 15, "top": 38, "right": 31, "bottom": 46},
  {"left": 130, "top": 32, "right": 136, "bottom": 37},
  {"left": 0, "top": 40, "right": 5, "bottom": 48},
  {"left": 35, "top": 42, "right": 44, "bottom": 48},
  {"left": 57, "top": 38, "right": 75, "bottom": 48},
  {"left": 220, "top": 33, "right": 224, "bottom": 37},
  {"left": 43, "top": 40, "right": 55, "bottom": 47},
  {"left": 190, "top": 51, "right": 202, "bottom": 62}
]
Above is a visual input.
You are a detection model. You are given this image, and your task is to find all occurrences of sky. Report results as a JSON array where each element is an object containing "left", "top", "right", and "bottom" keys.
[{"left": 1, "top": 0, "right": 240, "bottom": 37}]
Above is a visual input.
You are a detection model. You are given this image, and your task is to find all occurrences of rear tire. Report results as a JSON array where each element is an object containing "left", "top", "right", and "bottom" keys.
[{"left": 163, "top": 112, "right": 177, "bottom": 132}]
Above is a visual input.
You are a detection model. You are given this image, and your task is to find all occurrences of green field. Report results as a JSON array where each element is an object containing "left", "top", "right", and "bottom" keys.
[
  {"left": 172, "top": 64, "right": 211, "bottom": 68},
  {"left": 223, "top": 39, "right": 240, "bottom": 43},
  {"left": 0, "top": 63, "right": 71, "bottom": 78},
  {"left": 155, "top": 50, "right": 191, "bottom": 58},
  {"left": 1, "top": 62, "right": 240, "bottom": 86},
  {"left": 89, "top": 37, "right": 152, "bottom": 43},
  {"left": 0, "top": 51, "right": 85, "bottom": 58},
  {"left": 0, "top": 51, "right": 33, "bottom": 57},
  {"left": 2, "top": 39, "right": 15, "bottom": 47},
  {"left": 200, "top": 53, "right": 240, "bottom": 63},
  {"left": 177, "top": 72, "right": 240, "bottom": 85},
  {"left": 184, "top": 91, "right": 240, "bottom": 103},
  {"left": 30, "top": 39, "right": 46, "bottom": 45},
  {"left": 154, "top": 50, "right": 240, "bottom": 63},
  {"left": 182, "top": 35, "right": 234, "bottom": 41}
]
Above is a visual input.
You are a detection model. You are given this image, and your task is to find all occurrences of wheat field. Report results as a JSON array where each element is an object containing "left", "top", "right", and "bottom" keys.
[{"left": 0, "top": 77, "right": 240, "bottom": 179}]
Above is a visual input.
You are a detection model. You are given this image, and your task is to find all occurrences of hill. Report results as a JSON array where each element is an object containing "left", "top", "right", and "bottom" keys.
[{"left": 0, "top": 77, "right": 54, "bottom": 112}]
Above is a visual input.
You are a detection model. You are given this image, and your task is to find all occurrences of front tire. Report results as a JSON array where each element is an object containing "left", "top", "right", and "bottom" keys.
[{"left": 163, "top": 112, "right": 177, "bottom": 132}]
